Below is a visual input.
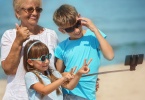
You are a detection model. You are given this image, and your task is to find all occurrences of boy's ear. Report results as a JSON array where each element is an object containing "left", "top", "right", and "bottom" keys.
[
  {"left": 58, "top": 28, "right": 65, "bottom": 33},
  {"left": 27, "top": 59, "right": 34, "bottom": 66}
]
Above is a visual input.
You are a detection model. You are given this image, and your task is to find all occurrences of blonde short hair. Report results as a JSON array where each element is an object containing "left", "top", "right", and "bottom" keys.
[
  {"left": 53, "top": 4, "right": 78, "bottom": 28},
  {"left": 13, "top": 0, "right": 42, "bottom": 19}
]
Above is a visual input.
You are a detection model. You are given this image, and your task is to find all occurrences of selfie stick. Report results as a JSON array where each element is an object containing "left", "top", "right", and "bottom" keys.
[{"left": 82, "top": 54, "right": 144, "bottom": 77}]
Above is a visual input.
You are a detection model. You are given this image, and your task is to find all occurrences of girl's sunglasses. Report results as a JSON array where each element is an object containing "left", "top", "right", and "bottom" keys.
[
  {"left": 64, "top": 20, "right": 81, "bottom": 33},
  {"left": 30, "top": 53, "right": 52, "bottom": 62},
  {"left": 21, "top": 7, "right": 43, "bottom": 13}
]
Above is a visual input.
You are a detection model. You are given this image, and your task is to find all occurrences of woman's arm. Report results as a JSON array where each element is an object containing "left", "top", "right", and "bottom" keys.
[
  {"left": 1, "top": 24, "right": 30, "bottom": 75},
  {"left": 1, "top": 40, "right": 22, "bottom": 75}
]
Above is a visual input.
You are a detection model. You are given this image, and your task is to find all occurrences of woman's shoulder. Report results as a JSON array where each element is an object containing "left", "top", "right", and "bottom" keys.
[
  {"left": 43, "top": 28, "right": 57, "bottom": 36},
  {"left": 42, "top": 28, "right": 58, "bottom": 40},
  {"left": 3, "top": 29, "right": 16, "bottom": 36},
  {"left": 1, "top": 29, "right": 16, "bottom": 41}
]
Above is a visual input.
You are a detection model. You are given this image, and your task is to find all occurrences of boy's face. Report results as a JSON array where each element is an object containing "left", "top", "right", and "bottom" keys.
[{"left": 59, "top": 17, "right": 83, "bottom": 40}]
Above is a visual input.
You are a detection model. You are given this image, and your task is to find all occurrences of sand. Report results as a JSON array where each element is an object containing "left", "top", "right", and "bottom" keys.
[
  {"left": 0, "top": 80, "right": 7, "bottom": 100},
  {"left": 0, "top": 60, "right": 145, "bottom": 100},
  {"left": 97, "top": 60, "right": 145, "bottom": 100}
]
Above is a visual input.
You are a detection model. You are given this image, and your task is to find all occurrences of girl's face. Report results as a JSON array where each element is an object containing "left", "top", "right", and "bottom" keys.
[
  {"left": 28, "top": 54, "right": 50, "bottom": 74},
  {"left": 16, "top": 0, "right": 42, "bottom": 27}
]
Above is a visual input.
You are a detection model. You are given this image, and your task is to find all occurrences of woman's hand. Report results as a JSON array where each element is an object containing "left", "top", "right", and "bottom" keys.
[{"left": 15, "top": 23, "right": 30, "bottom": 44}]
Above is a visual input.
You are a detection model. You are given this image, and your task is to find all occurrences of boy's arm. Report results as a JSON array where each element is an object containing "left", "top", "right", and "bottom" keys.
[
  {"left": 94, "top": 29, "right": 114, "bottom": 60},
  {"left": 55, "top": 57, "right": 65, "bottom": 73},
  {"left": 62, "top": 72, "right": 82, "bottom": 90},
  {"left": 80, "top": 17, "right": 114, "bottom": 60}
]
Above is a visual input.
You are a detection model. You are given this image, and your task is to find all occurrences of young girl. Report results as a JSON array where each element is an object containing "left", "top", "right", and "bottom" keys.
[{"left": 23, "top": 40, "right": 92, "bottom": 100}]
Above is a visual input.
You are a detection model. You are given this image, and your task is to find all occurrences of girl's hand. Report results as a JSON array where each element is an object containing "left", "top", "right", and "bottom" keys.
[
  {"left": 77, "top": 59, "right": 92, "bottom": 75},
  {"left": 62, "top": 71, "right": 75, "bottom": 82}
]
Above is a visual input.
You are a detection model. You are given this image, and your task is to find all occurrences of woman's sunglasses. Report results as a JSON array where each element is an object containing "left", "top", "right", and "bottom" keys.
[
  {"left": 64, "top": 20, "right": 81, "bottom": 33},
  {"left": 21, "top": 7, "right": 43, "bottom": 13},
  {"left": 30, "top": 53, "right": 52, "bottom": 62}
]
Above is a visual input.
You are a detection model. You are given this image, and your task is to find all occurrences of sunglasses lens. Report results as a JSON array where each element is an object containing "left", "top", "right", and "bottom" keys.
[
  {"left": 41, "top": 55, "right": 46, "bottom": 62},
  {"left": 36, "top": 8, "right": 43, "bottom": 13},
  {"left": 64, "top": 20, "right": 81, "bottom": 33},
  {"left": 48, "top": 53, "right": 52, "bottom": 59},
  {"left": 65, "top": 27, "right": 74, "bottom": 33},
  {"left": 76, "top": 20, "right": 81, "bottom": 28},
  {"left": 27, "top": 7, "right": 34, "bottom": 13},
  {"left": 24, "top": 7, "right": 42, "bottom": 13}
]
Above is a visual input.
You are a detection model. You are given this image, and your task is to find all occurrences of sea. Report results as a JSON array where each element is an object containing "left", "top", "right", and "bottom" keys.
[{"left": 0, "top": 0, "right": 145, "bottom": 79}]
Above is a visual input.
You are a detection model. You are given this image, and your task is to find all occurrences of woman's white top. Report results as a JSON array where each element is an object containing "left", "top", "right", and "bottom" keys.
[{"left": 1, "top": 28, "right": 59, "bottom": 100}]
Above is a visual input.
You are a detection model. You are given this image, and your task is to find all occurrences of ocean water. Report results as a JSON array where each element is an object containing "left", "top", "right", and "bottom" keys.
[{"left": 0, "top": 0, "right": 145, "bottom": 79}]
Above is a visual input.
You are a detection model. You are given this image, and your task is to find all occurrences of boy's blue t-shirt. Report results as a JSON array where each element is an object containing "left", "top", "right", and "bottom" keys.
[{"left": 55, "top": 29, "right": 106, "bottom": 100}]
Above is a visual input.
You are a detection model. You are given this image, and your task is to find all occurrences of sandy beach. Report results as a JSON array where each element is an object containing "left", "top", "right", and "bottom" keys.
[
  {"left": 0, "top": 79, "right": 7, "bottom": 100},
  {"left": 0, "top": 60, "right": 145, "bottom": 100},
  {"left": 97, "top": 60, "right": 145, "bottom": 100}
]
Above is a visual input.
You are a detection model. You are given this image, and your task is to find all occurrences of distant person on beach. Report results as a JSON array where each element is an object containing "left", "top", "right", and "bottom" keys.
[
  {"left": 23, "top": 40, "right": 91, "bottom": 100},
  {"left": 53, "top": 4, "right": 114, "bottom": 100},
  {"left": 0, "top": 0, "right": 59, "bottom": 99}
]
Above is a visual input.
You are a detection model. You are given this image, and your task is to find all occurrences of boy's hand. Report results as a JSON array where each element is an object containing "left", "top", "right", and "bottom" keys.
[
  {"left": 77, "top": 59, "right": 92, "bottom": 75},
  {"left": 79, "top": 17, "right": 97, "bottom": 32}
]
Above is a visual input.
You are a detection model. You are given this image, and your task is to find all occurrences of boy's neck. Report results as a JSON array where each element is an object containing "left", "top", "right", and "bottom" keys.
[
  {"left": 83, "top": 30, "right": 86, "bottom": 35},
  {"left": 69, "top": 29, "right": 86, "bottom": 40}
]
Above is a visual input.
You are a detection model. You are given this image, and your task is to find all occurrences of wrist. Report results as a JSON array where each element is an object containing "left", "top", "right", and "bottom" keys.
[
  {"left": 14, "top": 39, "right": 23, "bottom": 46},
  {"left": 76, "top": 72, "right": 82, "bottom": 77},
  {"left": 61, "top": 76, "right": 68, "bottom": 82}
]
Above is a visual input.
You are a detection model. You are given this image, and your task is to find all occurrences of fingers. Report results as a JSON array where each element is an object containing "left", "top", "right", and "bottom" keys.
[
  {"left": 83, "top": 58, "right": 92, "bottom": 66},
  {"left": 15, "top": 23, "right": 20, "bottom": 30},
  {"left": 15, "top": 23, "right": 30, "bottom": 42},
  {"left": 70, "top": 66, "right": 77, "bottom": 74},
  {"left": 70, "top": 68, "right": 74, "bottom": 75},
  {"left": 87, "top": 58, "right": 92, "bottom": 66},
  {"left": 78, "top": 17, "right": 87, "bottom": 22},
  {"left": 63, "top": 72, "right": 74, "bottom": 82},
  {"left": 83, "top": 59, "right": 87, "bottom": 66}
]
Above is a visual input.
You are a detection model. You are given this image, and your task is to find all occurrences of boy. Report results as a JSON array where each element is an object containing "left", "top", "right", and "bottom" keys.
[{"left": 53, "top": 4, "right": 114, "bottom": 100}]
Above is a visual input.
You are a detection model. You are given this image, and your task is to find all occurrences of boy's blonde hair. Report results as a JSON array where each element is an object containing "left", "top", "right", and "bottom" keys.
[{"left": 53, "top": 4, "right": 79, "bottom": 28}]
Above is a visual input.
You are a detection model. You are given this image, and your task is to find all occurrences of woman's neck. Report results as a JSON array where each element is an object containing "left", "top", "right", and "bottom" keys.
[{"left": 20, "top": 24, "right": 44, "bottom": 35}]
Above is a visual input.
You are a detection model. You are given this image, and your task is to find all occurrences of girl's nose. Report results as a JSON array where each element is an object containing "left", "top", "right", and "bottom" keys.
[{"left": 44, "top": 59, "right": 50, "bottom": 64}]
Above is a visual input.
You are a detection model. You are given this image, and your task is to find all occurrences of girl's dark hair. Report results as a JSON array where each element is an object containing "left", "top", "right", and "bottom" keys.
[{"left": 23, "top": 40, "right": 61, "bottom": 97}]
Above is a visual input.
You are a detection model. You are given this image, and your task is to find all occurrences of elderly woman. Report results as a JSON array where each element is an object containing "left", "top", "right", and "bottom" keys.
[{"left": 1, "top": 0, "right": 58, "bottom": 99}]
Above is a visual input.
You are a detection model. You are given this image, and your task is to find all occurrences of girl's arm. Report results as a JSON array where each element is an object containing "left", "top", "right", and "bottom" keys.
[
  {"left": 31, "top": 76, "right": 67, "bottom": 95},
  {"left": 62, "top": 59, "right": 91, "bottom": 90}
]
